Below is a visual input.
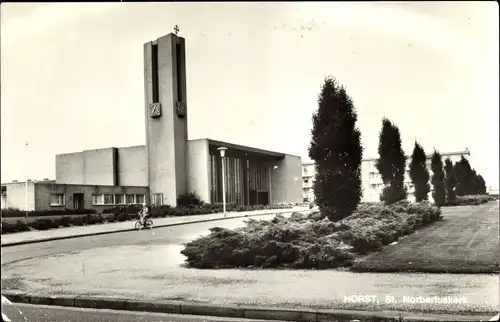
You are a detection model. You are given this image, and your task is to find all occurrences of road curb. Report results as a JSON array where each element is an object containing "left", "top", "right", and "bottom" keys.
[
  {"left": 1, "top": 209, "right": 306, "bottom": 247},
  {"left": 0, "top": 292, "right": 400, "bottom": 321},
  {"left": 3, "top": 292, "right": 493, "bottom": 322}
]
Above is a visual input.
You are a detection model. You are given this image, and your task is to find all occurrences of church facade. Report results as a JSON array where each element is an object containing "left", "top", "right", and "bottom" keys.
[{"left": 1, "top": 32, "right": 302, "bottom": 211}]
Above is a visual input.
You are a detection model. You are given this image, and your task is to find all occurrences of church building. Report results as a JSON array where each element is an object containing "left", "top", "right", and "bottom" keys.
[{"left": 1, "top": 32, "right": 302, "bottom": 211}]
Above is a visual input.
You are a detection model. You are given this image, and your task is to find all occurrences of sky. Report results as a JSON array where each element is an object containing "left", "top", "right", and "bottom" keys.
[{"left": 1, "top": 2, "right": 499, "bottom": 189}]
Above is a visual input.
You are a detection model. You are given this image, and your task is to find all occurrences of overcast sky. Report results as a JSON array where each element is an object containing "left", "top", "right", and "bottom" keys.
[{"left": 1, "top": 2, "right": 498, "bottom": 189}]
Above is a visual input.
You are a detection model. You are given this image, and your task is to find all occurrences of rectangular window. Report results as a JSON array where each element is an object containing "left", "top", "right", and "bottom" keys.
[
  {"left": 176, "top": 43, "right": 183, "bottom": 102},
  {"left": 126, "top": 194, "right": 135, "bottom": 204},
  {"left": 114, "top": 194, "right": 125, "bottom": 205},
  {"left": 304, "top": 178, "right": 309, "bottom": 183},
  {"left": 135, "top": 194, "right": 145, "bottom": 204},
  {"left": 103, "top": 194, "right": 114, "bottom": 205},
  {"left": 50, "top": 193, "right": 65, "bottom": 206},
  {"left": 151, "top": 44, "right": 159, "bottom": 103},
  {"left": 1, "top": 186, "right": 6, "bottom": 196},
  {"left": 92, "top": 194, "right": 103, "bottom": 205}
]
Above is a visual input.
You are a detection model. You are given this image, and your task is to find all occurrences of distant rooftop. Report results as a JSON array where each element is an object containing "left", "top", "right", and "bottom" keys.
[{"left": 302, "top": 148, "right": 470, "bottom": 165}]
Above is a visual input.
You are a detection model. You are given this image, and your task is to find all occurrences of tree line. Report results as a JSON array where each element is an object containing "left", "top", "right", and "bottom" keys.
[{"left": 309, "top": 76, "right": 487, "bottom": 221}]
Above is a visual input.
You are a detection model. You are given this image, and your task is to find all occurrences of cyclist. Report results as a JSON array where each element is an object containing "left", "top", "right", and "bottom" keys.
[{"left": 138, "top": 203, "right": 149, "bottom": 227}]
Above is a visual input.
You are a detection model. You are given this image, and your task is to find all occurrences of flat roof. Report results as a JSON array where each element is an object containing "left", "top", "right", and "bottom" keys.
[
  {"left": 1, "top": 181, "right": 147, "bottom": 188},
  {"left": 302, "top": 150, "right": 470, "bottom": 165},
  {"left": 203, "top": 138, "right": 297, "bottom": 158},
  {"left": 361, "top": 150, "right": 470, "bottom": 162}
]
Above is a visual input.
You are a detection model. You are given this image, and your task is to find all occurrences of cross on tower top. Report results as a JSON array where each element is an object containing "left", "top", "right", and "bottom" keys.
[{"left": 174, "top": 25, "right": 179, "bottom": 35}]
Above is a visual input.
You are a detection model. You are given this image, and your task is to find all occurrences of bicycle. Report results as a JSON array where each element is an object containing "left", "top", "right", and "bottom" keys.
[{"left": 135, "top": 217, "right": 153, "bottom": 230}]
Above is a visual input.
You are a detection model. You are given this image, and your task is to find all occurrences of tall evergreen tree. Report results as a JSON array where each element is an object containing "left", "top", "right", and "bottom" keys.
[
  {"left": 444, "top": 158, "right": 456, "bottom": 203},
  {"left": 476, "top": 174, "right": 487, "bottom": 194},
  {"left": 471, "top": 169, "right": 479, "bottom": 194},
  {"left": 308, "top": 76, "right": 363, "bottom": 221},
  {"left": 431, "top": 151, "right": 446, "bottom": 207},
  {"left": 471, "top": 170, "right": 487, "bottom": 195},
  {"left": 409, "top": 142, "right": 430, "bottom": 202},
  {"left": 453, "top": 156, "right": 474, "bottom": 196},
  {"left": 375, "top": 118, "right": 407, "bottom": 204}
]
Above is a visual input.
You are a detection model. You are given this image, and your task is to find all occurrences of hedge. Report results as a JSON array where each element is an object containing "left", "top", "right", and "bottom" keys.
[
  {"left": 1, "top": 202, "right": 299, "bottom": 235},
  {"left": 180, "top": 200, "right": 443, "bottom": 269},
  {"left": 1, "top": 207, "right": 97, "bottom": 218},
  {"left": 443, "top": 194, "right": 498, "bottom": 207}
]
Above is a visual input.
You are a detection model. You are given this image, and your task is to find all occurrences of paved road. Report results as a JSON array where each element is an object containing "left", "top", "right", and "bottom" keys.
[
  {"left": 1, "top": 302, "right": 286, "bottom": 322},
  {"left": 1, "top": 213, "right": 285, "bottom": 265},
  {"left": 1, "top": 211, "right": 498, "bottom": 316}
]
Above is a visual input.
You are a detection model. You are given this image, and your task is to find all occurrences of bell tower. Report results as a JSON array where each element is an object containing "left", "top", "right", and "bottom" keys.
[{"left": 143, "top": 32, "right": 188, "bottom": 206}]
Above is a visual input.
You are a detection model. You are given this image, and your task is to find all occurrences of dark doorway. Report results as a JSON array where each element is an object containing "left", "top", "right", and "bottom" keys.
[{"left": 73, "top": 193, "right": 84, "bottom": 211}]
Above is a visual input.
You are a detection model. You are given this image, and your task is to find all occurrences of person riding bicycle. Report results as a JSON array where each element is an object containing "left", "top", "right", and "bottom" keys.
[{"left": 138, "top": 203, "right": 149, "bottom": 226}]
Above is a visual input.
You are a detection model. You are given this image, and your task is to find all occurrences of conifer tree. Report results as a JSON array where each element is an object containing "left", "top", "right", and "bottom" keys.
[
  {"left": 308, "top": 76, "right": 363, "bottom": 221},
  {"left": 375, "top": 118, "right": 407, "bottom": 204},
  {"left": 431, "top": 151, "right": 446, "bottom": 207},
  {"left": 409, "top": 142, "right": 430, "bottom": 202}
]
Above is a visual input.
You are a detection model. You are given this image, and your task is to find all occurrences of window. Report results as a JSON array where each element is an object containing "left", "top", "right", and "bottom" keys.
[
  {"left": 151, "top": 44, "right": 159, "bottom": 103},
  {"left": 126, "top": 194, "right": 135, "bottom": 204},
  {"left": 114, "top": 194, "right": 125, "bottom": 205},
  {"left": 92, "top": 194, "right": 103, "bottom": 205},
  {"left": 103, "top": 194, "right": 114, "bottom": 205},
  {"left": 369, "top": 172, "right": 375, "bottom": 179},
  {"left": 370, "top": 184, "right": 377, "bottom": 189},
  {"left": 176, "top": 43, "right": 183, "bottom": 102},
  {"left": 1, "top": 186, "right": 6, "bottom": 196},
  {"left": 50, "top": 193, "right": 65, "bottom": 206},
  {"left": 153, "top": 193, "right": 163, "bottom": 206},
  {"left": 136, "top": 194, "right": 145, "bottom": 204},
  {"left": 304, "top": 178, "right": 309, "bottom": 184}
]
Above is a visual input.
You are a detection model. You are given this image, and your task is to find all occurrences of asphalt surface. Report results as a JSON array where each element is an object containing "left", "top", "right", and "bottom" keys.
[
  {"left": 1, "top": 302, "right": 288, "bottom": 322},
  {"left": 1, "top": 214, "right": 281, "bottom": 265}
]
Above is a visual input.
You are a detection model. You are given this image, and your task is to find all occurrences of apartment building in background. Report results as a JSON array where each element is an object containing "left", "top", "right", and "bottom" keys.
[{"left": 302, "top": 148, "right": 471, "bottom": 203}]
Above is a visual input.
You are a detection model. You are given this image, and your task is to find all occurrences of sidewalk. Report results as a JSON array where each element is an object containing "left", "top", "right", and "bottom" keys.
[{"left": 1, "top": 207, "right": 308, "bottom": 247}]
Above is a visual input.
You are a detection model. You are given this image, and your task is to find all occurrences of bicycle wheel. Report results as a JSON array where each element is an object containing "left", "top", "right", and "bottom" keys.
[
  {"left": 146, "top": 219, "right": 153, "bottom": 229},
  {"left": 134, "top": 220, "right": 142, "bottom": 230}
]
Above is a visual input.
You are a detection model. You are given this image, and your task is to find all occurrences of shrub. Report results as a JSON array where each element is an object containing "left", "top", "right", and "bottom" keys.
[
  {"left": 177, "top": 192, "right": 204, "bottom": 208},
  {"left": 31, "top": 218, "right": 58, "bottom": 231},
  {"left": 56, "top": 216, "right": 72, "bottom": 227},
  {"left": 181, "top": 201, "right": 442, "bottom": 269},
  {"left": 102, "top": 205, "right": 141, "bottom": 214},
  {"left": 444, "top": 194, "right": 495, "bottom": 206},
  {"left": 117, "top": 213, "right": 133, "bottom": 222},
  {"left": 1, "top": 220, "right": 30, "bottom": 234},
  {"left": 1, "top": 207, "right": 97, "bottom": 218}
]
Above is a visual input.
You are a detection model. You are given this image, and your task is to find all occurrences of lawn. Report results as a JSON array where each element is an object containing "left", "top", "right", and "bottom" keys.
[{"left": 351, "top": 201, "right": 500, "bottom": 273}]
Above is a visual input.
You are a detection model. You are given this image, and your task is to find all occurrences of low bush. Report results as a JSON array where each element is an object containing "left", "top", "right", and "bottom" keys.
[
  {"left": 31, "top": 218, "right": 59, "bottom": 231},
  {"left": 101, "top": 205, "right": 141, "bottom": 214},
  {"left": 181, "top": 201, "right": 442, "bottom": 269},
  {"left": 1, "top": 220, "right": 31, "bottom": 234},
  {"left": 1, "top": 207, "right": 97, "bottom": 218},
  {"left": 177, "top": 192, "right": 204, "bottom": 208},
  {"left": 56, "top": 216, "right": 72, "bottom": 227},
  {"left": 1, "top": 202, "right": 298, "bottom": 235},
  {"left": 444, "top": 194, "right": 496, "bottom": 207}
]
